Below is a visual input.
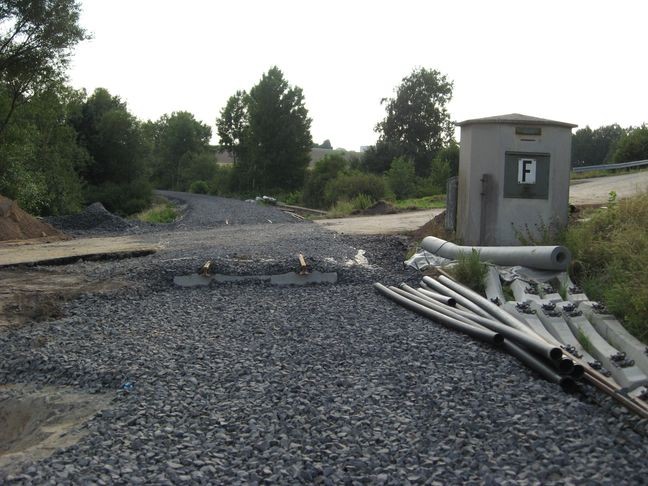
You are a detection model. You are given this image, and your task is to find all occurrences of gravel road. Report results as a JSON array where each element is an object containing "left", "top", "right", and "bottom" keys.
[{"left": 2, "top": 192, "right": 647, "bottom": 483}]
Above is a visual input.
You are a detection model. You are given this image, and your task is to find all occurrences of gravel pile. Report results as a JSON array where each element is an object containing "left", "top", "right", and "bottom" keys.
[
  {"left": 2, "top": 192, "right": 647, "bottom": 483},
  {"left": 47, "top": 202, "right": 135, "bottom": 235}
]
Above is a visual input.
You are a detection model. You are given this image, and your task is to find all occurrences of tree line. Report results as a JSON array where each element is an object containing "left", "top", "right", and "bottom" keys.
[
  {"left": 2, "top": 1, "right": 646, "bottom": 218},
  {"left": 572, "top": 124, "right": 648, "bottom": 168}
]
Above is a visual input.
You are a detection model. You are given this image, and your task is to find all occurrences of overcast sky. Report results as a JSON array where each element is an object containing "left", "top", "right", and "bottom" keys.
[{"left": 68, "top": 0, "right": 647, "bottom": 151}]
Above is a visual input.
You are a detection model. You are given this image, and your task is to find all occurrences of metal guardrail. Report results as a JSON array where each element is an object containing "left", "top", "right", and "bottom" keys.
[{"left": 572, "top": 159, "right": 648, "bottom": 173}]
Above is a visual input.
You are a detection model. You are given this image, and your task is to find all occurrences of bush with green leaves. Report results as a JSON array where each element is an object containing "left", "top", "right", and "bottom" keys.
[
  {"left": 613, "top": 125, "right": 648, "bottom": 163},
  {"left": 565, "top": 192, "right": 648, "bottom": 342},
  {"left": 189, "top": 180, "right": 209, "bottom": 194},
  {"left": 385, "top": 156, "right": 417, "bottom": 199},
  {"left": 303, "top": 153, "right": 348, "bottom": 208},
  {"left": 323, "top": 171, "right": 387, "bottom": 208},
  {"left": 208, "top": 165, "right": 234, "bottom": 196},
  {"left": 87, "top": 179, "right": 152, "bottom": 216}
]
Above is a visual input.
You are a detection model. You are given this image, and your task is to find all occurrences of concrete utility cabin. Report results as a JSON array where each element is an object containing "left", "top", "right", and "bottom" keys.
[{"left": 456, "top": 114, "right": 577, "bottom": 246}]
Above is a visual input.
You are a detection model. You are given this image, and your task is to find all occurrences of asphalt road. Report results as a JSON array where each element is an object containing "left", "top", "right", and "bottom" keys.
[{"left": 1, "top": 191, "right": 647, "bottom": 483}]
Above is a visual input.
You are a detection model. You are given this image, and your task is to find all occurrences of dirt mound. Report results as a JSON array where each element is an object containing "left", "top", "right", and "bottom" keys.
[
  {"left": 47, "top": 202, "right": 135, "bottom": 234},
  {"left": 356, "top": 200, "right": 399, "bottom": 216},
  {"left": 0, "top": 196, "right": 66, "bottom": 242},
  {"left": 409, "top": 210, "right": 454, "bottom": 241}
]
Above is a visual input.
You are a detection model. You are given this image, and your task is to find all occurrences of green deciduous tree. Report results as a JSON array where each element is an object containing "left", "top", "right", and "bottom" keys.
[
  {"left": 217, "top": 67, "right": 312, "bottom": 193},
  {"left": 0, "top": 81, "right": 87, "bottom": 214},
  {"left": 70, "top": 88, "right": 152, "bottom": 214},
  {"left": 0, "top": 0, "right": 87, "bottom": 136},
  {"left": 385, "top": 156, "right": 416, "bottom": 199},
  {"left": 374, "top": 67, "right": 454, "bottom": 176},
  {"left": 302, "top": 153, "right": 347, "bottom": 208},
  {"left": 216, "top": 90, "right": 248, "bottom": 163},
  {"left": 151, "top": 111, "right": 212, "bottom": 190},
  {"left": 613, "top": 125, "right": 648, "bottom": 163},
  {"left": 571, "top": 124, "right": 626, "bottom": 167}
]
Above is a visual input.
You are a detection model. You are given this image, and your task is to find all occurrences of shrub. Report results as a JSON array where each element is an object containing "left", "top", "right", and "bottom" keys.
[
  {"left": 428, "top": 155, "right": 453, "bottom": 194},
  {"left": 565, "top": 192, "right": 648, "bottom": 342},
  {"left": 449, "top": 249, "right": 488, "bottom": 294},
  {"left": 303, "top": 153, "right": 348, "bottom": 208},
  {"left": 86, "top": 178, "right": 152, "bottom": 216},
  {"left": 189, "top": 180, "right": 209, "bottom": 194},
  {"left": 385, "top": 156, "right": 417, "bottom": 199},
  {"left": 323, "top": 171, "right": 387, "bottom": 208},
  {"left": 208, "top": 165, "right": 234, "bottom": 196}
]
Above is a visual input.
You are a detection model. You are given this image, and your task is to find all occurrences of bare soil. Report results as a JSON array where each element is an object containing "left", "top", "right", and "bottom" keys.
[
  {"left": 0, "top": 195, "right": 67, "bottom": 242},
  {"left": 0, "top": 267, "right": 130, "bottom": 330},
  {"left": 0, "top": 385, "right": 111, "bottom": 474}
]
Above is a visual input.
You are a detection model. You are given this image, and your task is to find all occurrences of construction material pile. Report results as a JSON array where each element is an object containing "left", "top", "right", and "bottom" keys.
[
  {"left": 46, "top": 202, "right": 134, "bottom": 234},
  {"left": 386, "top": 237, "right": 648, "bottom": 418},
  {"left": 0, "top": 195, "right": 66, "bottom": 242}
]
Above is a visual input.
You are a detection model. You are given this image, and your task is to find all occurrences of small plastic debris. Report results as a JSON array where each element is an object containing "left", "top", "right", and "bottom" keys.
[{"left": 120, "top": 381, "right": 135, "bottom": 394}]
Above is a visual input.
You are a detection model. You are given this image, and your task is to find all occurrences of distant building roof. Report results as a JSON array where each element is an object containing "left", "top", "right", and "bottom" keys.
[{"left": 457, "top": 113, "right": 577, "bottom": 128}]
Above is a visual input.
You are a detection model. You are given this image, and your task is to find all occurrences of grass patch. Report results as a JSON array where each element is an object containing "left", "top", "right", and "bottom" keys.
[
  {"left": 132, "top": 198, "right": 178, "bottom": 224},
  {"left": 390, "top": 194, "right": 446, "bottom": 210},
  {"left": 565, "top": 191, "right": 648, "bottom": 343},
  {"left": 326, "top": 194, "right": 375, "bottom": 218},
  {"left": 448, "top": 249, "right": 488, "bottom": 294},
  {"left": 577, "top": 328, "right": 594, "bottom": 355}
]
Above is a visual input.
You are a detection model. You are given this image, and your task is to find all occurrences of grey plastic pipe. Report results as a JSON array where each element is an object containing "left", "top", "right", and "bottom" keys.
[
  {"left": 503, "top": 340, "right": 578, "bottom": 392},
  {"left": 422, "top": 277, "right": 492, "bottom": 319},
  {"left": 421, "top": 236, "right": 571, "bottom": 271},
  {"left": 374, "top": 283, "right": 503, "bottom": 345},
  {"left": 399, "top": 284, "right": 563, "bottom": 362},
  {"left": 415, "top": 286, "right": 457, "bottom": 307},
  {"left": 389, "top": 286, "right": 576, "bottom": 390}
]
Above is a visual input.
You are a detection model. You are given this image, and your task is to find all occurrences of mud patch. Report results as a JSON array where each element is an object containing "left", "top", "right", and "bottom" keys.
[
  {"left": 0, "top": 267, "right": 130, "bottom": 330},
  {"left": 0, "top": 385, "right": 111, "bottom": 474}
]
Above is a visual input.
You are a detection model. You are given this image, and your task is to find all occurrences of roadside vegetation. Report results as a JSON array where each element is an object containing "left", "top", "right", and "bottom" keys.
[
  {"left": 564, "top": 191, "right": 648, "bottom": 343},
  {"left": 1, "top": 1, "right": 647, "bottom": 230},
  {"left": 132, "top": 198, "right": 178, "bottom": 224},
  {"left": 448, "top": 250, "right": 488, "bottom": 294}
]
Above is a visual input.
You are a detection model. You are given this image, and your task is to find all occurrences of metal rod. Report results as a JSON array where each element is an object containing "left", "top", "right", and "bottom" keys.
[{"left": 374, "top": 283, "right": 503, "bottom": 345}]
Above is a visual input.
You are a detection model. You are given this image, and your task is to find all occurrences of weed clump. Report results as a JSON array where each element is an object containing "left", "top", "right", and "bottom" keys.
[
  {"left": 449, "top": 249, "right": 488, "bottom": 295},
  {"left": 565, "top": 191, "right": 648, "bottom": 343}
]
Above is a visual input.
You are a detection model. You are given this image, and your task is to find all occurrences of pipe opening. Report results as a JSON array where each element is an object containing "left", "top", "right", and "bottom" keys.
[
  {"left": 570, "top": 364, "right": 585, "bottom": 380},
  {"left": 549, "top": 348, "right": 563, "bottom": 361},
  {"left": 558, "top": 358, "right": 575, "bottom": 374}
]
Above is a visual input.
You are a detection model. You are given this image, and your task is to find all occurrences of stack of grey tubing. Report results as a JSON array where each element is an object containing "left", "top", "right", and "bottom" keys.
[{"left": 374, "top": 275, "right": 581, "bottom": 391}]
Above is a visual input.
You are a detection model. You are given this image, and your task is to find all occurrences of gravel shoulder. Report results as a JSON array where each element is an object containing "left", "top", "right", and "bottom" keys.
[{"left": 1, "top": 192, "right": 647, "bottom": 483}]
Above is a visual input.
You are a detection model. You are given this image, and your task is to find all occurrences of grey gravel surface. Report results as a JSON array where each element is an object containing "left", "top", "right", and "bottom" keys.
[
  {"left": 2, "top": 192, "right": 647, "bottom": 484},
  {"left": 46, "top": 202, "right": 136, "bottom": 235}
]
